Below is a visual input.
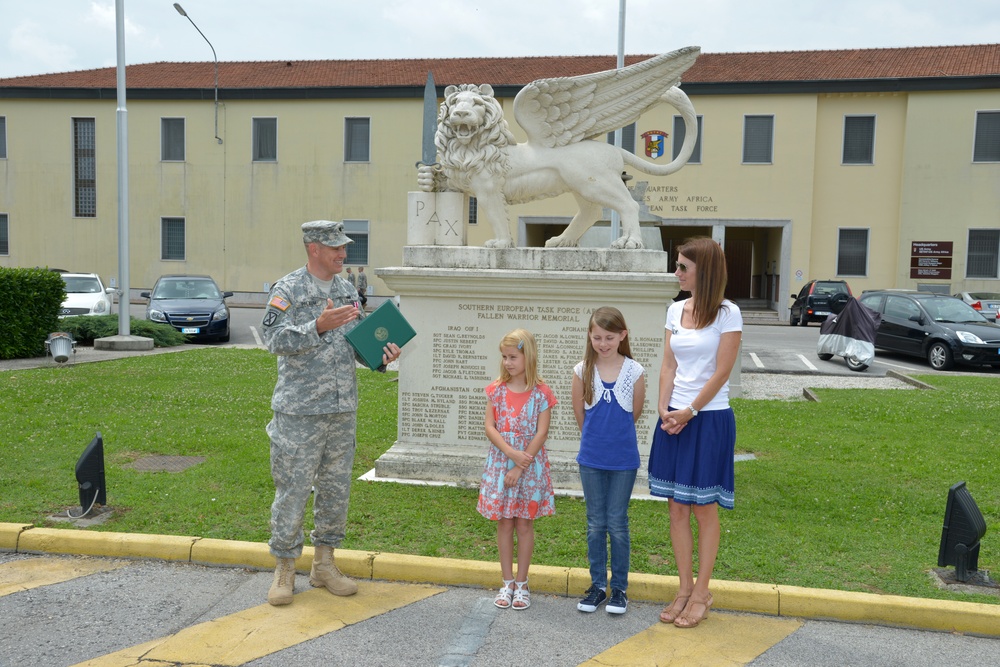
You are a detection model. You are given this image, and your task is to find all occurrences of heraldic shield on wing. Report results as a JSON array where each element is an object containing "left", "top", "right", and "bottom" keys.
[{"left": 418, "top": 46, "right": 701, "bottom": 249}]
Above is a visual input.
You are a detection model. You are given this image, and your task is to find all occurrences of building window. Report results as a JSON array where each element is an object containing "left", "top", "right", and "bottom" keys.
[
  {"left": 606, "top": 123, "right": 636, "bottom": 154},
  {"left": 161, "top": 217, "right": 185, "bottom": 260},
  {"left": 345, "top": 118, "right": 370, "bottom": 162},
  {"left": 843, "top": 115, "right": 876, "bottom": 164},
  {"left": 837, "top": 228, "right": 869, "bottom": 276},
  {"left": 252, "top": 118, "right": 277, "bottom": 161},
  {"left": 73, "top": 118, "right": 96, "bottom": 217},
  {"left": 343, "top": 219, "right": 369, "bottom": 264},
  {"left": 967, "top": 229, "right": 1000, "bottom": 278},
  {"left": 0, "top": 214, "right": 8, "bottom": 255},
  {"left": 468, "top": 196, "right": 478, "bottom": 225},
  {"left": 973, "top": 111, "right": 1000, "bottom": 162},
  {"left": 742, "top": 115, "right": 774, "bottom": 164},
  {"left": 672, "top": 114, "right": 703, "bottom": 162},
  {"left": 0, "top": 116, "right": 6, "bottom": 159},
  {"left": 161, "top": 118, "right": 185, "bottom": 161}
]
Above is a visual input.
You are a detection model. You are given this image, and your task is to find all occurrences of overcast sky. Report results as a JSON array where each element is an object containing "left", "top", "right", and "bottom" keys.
[{"left": 2, "top": 0, "right": 998, "bottom": 79}]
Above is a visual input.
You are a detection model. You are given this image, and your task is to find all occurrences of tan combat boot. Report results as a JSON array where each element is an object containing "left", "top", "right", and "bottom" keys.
[
  {"left": 268, "top": 557, "right": 296, "bottom": 606},
  {"left": 310, "top": 545, "right": 358, "bottom": 596}
]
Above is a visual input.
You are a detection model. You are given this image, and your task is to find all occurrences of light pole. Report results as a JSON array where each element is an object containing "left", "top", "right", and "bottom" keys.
[
  {"left": 173, "top": 3, "right": 222, "bottom": 144},
  {"left": 611, "top": 0, "right": 626, "bottom": 243}
]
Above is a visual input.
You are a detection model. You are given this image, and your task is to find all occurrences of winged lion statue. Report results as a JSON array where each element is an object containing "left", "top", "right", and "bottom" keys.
[{"left": 417, "top": 46, "right": 701, "bottom": 249}]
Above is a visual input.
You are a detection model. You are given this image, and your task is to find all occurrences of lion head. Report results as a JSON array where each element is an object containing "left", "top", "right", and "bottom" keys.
[{"left": 436, "top": 84, "right": 516, "bottom": 189}]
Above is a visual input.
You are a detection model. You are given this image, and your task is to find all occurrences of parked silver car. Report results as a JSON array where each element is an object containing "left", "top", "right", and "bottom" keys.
[
  {"left": 59, "top": 273, "right": 114, "bottom": 317},
  {"left": 953, "top": 291, "right": 1000, "bottom": 322}
]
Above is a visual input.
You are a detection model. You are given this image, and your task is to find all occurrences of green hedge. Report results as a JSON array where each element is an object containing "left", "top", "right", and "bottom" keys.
[
  {"left": 0, "top": 267, "right": 65, "bottom": 359},
  {"left": 58, "top": 314, "right": 189, "bottom": 347}
]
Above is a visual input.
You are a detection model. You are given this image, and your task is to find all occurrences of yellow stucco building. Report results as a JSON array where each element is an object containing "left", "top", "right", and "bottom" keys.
[{"left": 0, "top": 45, "right": 997, "bottom": 319}]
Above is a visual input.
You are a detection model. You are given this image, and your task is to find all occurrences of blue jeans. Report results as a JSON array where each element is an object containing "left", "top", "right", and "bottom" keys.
[{"left": 579, "top": 465, "right": 637, "bottom": 592}]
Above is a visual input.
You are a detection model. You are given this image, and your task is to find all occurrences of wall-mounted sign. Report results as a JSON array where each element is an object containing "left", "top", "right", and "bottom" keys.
[{"left": 910, "top": 241, "right": 953, "bottom": 279}]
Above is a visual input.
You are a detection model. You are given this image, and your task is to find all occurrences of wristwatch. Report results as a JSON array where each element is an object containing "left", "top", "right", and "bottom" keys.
[{"left": 687, "top": 405, "right": 699, "bottom": 417}]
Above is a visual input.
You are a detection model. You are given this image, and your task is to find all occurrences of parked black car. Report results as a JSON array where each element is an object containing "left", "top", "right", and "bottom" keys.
[
  {"left": 141, "top": 275, "right": 233, "bottom": 343},
  {"left": 790, "top": 279, "right": 852, "bottom": 326},
  {"left": 858, "top": 290, "right": 1000, "bottom": 370}
]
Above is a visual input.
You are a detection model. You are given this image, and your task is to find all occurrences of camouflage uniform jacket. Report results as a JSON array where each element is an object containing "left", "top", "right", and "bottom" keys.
[{"left": 262, "top": 266, "right": 365, "bottom": 415}]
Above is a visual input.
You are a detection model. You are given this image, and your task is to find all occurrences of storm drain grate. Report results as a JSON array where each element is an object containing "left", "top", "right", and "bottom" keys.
[{"left": 127, "top": 455, "right": 206, "bottom": 473}]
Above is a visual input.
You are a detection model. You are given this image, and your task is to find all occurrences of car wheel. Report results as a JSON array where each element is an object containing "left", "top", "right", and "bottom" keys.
[
  {"left": 845, "top": 356, "right": 869, "bottom": 372},
  {"left": 789, "top": 310, "right": 797, "bottom": 326},
  {"left": 927, "top": 342, "right": 954, "bottom": 371},
  {"left": 818, "top": 353, "right": 834, "bottom": 361},
  {"left": 799, "top": 311, "right": 809, "bottom": 326}
]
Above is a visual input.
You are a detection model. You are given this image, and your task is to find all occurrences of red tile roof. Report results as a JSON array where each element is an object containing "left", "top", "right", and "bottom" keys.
[{"left": 1, "top": 44, "right": 997, "bottom": 89}]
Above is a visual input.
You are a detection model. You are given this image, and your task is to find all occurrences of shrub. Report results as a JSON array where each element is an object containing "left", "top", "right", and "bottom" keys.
[
  {"left": 59, "top": 314, "right": 189, "bottom": 347},
  {"left": 0, "top": 267, "right": 65, "bottom": 359}
]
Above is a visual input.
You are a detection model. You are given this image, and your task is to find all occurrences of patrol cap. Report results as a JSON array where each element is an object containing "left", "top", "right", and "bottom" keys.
[{"left": 301, "top": 220, "right": 353, "bottom": 247}]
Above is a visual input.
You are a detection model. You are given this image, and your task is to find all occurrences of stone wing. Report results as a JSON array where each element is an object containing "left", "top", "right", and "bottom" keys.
[{"left": 513, "top": 46, "right": 701, "bottom": 148}]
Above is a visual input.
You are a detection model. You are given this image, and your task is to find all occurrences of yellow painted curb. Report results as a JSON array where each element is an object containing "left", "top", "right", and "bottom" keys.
[
  {"left": 17, "top": 528, "right": 195, "bottom": 561},
  {"left": 778, "top": 585, "right": 1000, "bottom": 636},
  {"left": 0, "top": 522, "right": 32, "bottom": 551},
  {"left": 370, "top": 552, "right": 573, "bottom": 595},
  {"left": 190, "top": 538, "right": 274, "bottom": 570},
  {"left": 372, "top": 552, "right": 495, "bottom": 588}
]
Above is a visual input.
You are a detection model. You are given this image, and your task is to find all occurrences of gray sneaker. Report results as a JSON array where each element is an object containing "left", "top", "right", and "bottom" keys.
[
  {"left": 577, "top": 585, "right": 607, "bottom": 612},
  {"left": 606, "top": 588, "right": 628, "bottom": 614}
]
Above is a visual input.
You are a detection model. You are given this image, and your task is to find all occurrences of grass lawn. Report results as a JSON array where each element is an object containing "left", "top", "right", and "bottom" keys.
[{"left": 1, "top": 347, "right": 996, "bottom": 604}]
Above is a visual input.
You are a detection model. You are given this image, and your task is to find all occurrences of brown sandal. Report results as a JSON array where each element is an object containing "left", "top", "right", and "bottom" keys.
[
  {"left": 674, "top": 593, "right": 713, "bottom": 629},
  {"left": 659, "top": 595, "right": 690, "bottom": 623}
]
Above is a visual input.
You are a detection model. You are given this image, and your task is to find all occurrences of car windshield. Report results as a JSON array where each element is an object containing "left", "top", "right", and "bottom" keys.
[
  {"left": 63, "top": 276, "right": 102, "bottom": 293},
  {"left": 922, "top": 298, "right": 988, "bottom": 323},
  {"left": 968, "top": 292, "right": 1000, "bottom": 300},
  {"left": 153, "top": 279, "right": 221, "bottom": 299}
]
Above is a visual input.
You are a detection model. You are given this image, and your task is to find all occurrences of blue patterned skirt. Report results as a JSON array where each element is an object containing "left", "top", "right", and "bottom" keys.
[{"left": 647, "top": 407, "right": 736, "bottom": 509}]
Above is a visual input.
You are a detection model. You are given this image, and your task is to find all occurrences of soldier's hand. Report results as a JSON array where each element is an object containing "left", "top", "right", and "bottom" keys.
[
  {"left": 315, "top": 299, "right": 359, "bottom": 334},
  {"left": 381, "top": 342, "right": 402, "bottom": 366}
]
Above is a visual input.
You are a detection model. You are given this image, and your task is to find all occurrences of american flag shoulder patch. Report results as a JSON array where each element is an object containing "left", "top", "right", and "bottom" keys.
[{"left": 268, "top": 295, "right": 290, "bottom": 311}]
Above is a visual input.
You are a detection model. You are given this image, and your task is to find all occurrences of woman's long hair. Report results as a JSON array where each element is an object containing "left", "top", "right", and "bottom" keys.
[
  {"left": 678, "top": 237, "right": 729, "bottom": 329},
  {"left": 495, "top": 328, "right": 542, "bottom": 390},
  {"left": 580, "top": 307, "right": 633, "bottom": 405}
]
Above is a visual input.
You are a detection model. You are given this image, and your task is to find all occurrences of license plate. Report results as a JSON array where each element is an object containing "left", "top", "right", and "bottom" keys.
[
  {"left": 815, "top": 311, "right": 830, "bottom": 316},
  {"left": 181, "top": 327, "right": 200, "bottom": 334}
]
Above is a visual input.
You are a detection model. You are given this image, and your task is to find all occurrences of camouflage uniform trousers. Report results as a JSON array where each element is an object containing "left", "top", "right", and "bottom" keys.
[{"left": 267, "top": 410, "right": 357, "bottom": 559}]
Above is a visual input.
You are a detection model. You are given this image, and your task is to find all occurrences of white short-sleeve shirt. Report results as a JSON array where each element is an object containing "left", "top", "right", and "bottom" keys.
[{"left": 665, "top": 299, "right": 743, "bottom": 411}]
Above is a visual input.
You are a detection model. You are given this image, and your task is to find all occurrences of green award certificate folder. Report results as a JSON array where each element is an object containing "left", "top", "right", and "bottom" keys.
[{"left": 344, "top": 300, "right": 417, "bottom": 370}]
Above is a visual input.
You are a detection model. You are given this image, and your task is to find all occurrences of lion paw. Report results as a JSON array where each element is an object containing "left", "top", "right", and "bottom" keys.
[
  {"left": 611, "top": 235, "right": 644, "bottom": 250},
  {"left": 485, "top": 238, "right": 515, "bottom": 249},
  {"left": 544, "top": 235, "right": 579, "bottom": 248}
]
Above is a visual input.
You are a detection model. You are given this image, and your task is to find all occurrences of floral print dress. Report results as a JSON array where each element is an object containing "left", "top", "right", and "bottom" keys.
[{"left": 476, "top": 380, "right": 557, "bottom": 520}]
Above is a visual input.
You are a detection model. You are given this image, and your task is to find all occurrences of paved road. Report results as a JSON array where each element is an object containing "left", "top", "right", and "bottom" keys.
[
  {"left": 129, "top": 304, "right": 1000, "bottom": 379},
  {"left": 2, "top": 543, "right": 999, "bottom": 667}
]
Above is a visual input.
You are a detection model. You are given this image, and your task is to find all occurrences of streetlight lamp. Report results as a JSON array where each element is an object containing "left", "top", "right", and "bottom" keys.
[{"left": 173, "top": 3, "right": 222, "bottom": 144}]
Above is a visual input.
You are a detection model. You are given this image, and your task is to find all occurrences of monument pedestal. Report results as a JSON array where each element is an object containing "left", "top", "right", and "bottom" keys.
[{"left": 376, "top": 247, "right": 695, "bottom": 492}]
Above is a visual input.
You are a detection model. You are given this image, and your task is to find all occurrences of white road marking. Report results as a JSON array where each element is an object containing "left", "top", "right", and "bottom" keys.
[
  {"left": 250, "top": 325, "right": 263, "bottom": 347},
  {"left": 796, "top": 354, "right": 818, "bottom": 370},
  {"left": 749, "top": 352, "right": 765, "bottom": 368}
]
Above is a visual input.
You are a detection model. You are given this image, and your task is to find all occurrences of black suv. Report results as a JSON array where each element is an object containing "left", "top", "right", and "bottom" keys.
[
  {"left": 790, "top": 280, "right": 852, "bottom": 326},
  {"left": 858, "top": 290, "right": 1000, "bottom": 370}
]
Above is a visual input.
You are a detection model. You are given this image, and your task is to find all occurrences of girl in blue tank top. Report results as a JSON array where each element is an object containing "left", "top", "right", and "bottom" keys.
[{"left": 571, "top": 307, "right": 646, "bottom": 615}]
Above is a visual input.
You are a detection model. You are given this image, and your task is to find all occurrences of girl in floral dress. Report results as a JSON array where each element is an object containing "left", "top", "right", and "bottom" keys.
[{"left": 477, "top": 328, "right": 557, "bottom": 610}]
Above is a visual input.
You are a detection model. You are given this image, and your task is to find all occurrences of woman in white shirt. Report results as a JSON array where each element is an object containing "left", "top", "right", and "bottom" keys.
[{"left": 648, "top": 237, "right": 743, "bottom": 629}]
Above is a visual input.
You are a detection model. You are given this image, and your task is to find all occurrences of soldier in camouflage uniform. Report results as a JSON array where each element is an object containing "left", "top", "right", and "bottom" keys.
[{"left": 262, "top": 220, "right": 401, "bottom": 606}]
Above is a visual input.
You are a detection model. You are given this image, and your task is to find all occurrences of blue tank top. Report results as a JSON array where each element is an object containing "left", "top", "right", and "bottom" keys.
[{"left": 577, "top": 379, "right": 640, "bottom": 470}]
